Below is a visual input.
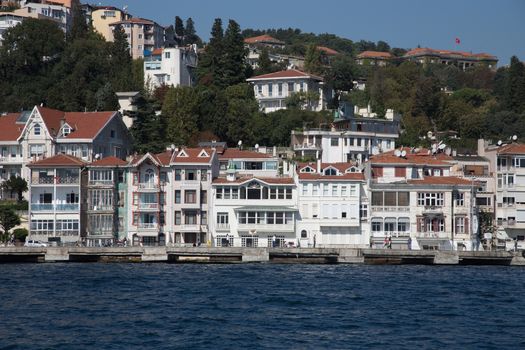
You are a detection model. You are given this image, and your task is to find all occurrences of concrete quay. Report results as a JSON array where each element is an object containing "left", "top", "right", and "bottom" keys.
[{"left": 0, "top": 247, "right": 523, "bottom": 265}]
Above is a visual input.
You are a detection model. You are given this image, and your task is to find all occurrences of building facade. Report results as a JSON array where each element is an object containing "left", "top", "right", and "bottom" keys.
[
  {"left": 402, "top": 47, "right": 498, "bottom": 71},
  {"left": 109, "top": 17, "right": 164, "bottom": 59},
  {"left": 246, "top": 69, "right": 332, "bottom": 113},
  {"left": 144, "top": 46, "right": 198, "bottom": 90},
  {"left": 91, "top": 5, "right": 130, "bottom": 42}
]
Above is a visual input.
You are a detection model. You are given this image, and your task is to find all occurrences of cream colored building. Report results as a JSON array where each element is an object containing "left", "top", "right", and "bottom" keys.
[
  {"left": 109, "top": 17, "right": 164, "bottom": 59},
  {"left": 91, "top": 6, "right": 130, "bottom": 42}
]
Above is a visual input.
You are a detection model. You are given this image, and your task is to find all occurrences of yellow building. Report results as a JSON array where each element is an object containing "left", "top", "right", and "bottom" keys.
[{"left": 91, "top": 6, "right": 130, "bottom": 42}]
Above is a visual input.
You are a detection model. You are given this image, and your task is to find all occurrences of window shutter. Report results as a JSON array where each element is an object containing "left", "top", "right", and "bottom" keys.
[{"left": 464, "top": 217, "right": 469, "bottom": 234}]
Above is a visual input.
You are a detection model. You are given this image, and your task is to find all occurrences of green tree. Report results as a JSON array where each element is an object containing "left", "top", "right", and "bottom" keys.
[
  {"left": 67, "top": 0, "right": 88, "bottom": 42},
  {"left": 255, "top": 47, "right": 273, "bottom": 75},
  {"left": 197, "top": 18, "right": 224, "bottom": 86},
  {"left": 162, "top": 86, "right": 200, "bottom": 146},
  {"left": 184, "top": 18, "right": 202, "bottom": 46},
  {"left": 224, "top": 83, "right": 259, "bottom": 145},
  {"left": 109, "top": 24, "right": 133, "bottom": 91},
  {"left": 95, "top": 82, "right": 119, "bottom": 110},
  {"left": 503, "top": 56, "right": 525, "bottom": 113},
  {"left": 222, "top": 19, "right": 247, "bottom": 87},
  {"left": 0, "top": 206, "right": 20, "bottom": 245},
  {"left": 325, "top": 54, "right": 356, "bottom": 92},
  {"left": 1, "top": 176, "right": 28, "bottom": 201},
  {"left": 129, "top": 95, "right": 165, "bottom": 153},
  {"left": 13, "top": 228, "right": 28, "bottom": 242},
  {"left": 175, "top": 16, "right": 185, "bottom": 45},
  {"left": 304, "top": 44, "right": 323, "bottom": 75},
  {"left": 286, "top": 91, "right": 320, "bottom": 111}
]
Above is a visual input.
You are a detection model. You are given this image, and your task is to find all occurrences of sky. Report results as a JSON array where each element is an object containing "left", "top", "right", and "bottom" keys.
[{"left": 105, "top": 0, "right": 524, "bottom": 65}]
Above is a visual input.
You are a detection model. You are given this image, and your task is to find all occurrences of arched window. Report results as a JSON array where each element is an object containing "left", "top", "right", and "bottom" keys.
[
  {"left": 144, "top": 169, "right": 155, "bottom": 184},
  {"left": 324, "top": 168, "right": 337, "bottom": 176}
]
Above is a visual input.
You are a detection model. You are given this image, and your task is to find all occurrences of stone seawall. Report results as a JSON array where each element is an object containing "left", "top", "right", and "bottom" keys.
[{"left": 0, "top": 247, "right": 523, "bottom": 265}]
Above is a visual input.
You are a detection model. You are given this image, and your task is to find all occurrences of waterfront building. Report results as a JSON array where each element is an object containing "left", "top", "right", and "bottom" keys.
[
  {"left": 218, "top": 148, "right": 279, "bottom": 178},
  {"left": 295, "top": 161, "right": 369, "bottom": 248},
  {"left": 0, "top": 105, "right": 131, "bottom": 199},
  {"left": 27, "top": 154, "right": 86, "bottom": 245},
  {"left": 356, "top": 51, "right": 392, "bottom": 66},
  {"left": 85, "top": 156, "right": 128, "bottom": 247},
  {"left": 144, "top": 46, "right": 198, "bottom": 90},
  {"left": 169, "top": 147, "right": 218, "bottom": 246},
  {"left": 402, "top": 47, "right": 498, "bottom": 71},
  {"left": 91, "top": 5, "right": 131, "bottom": 42},
  {"left": 210, "top": 167, "right": 298, "bottom": 248},
  {"left": 291, "top": 104, "right": 400, "bottom": 164},
  {"left": 365, "top": 147, "right": 479, "bottom": 250},
  {"left": 109, "top": 17, "right": 164, "bottom": 59},
  {"left": 246, "top": 69, "right": 332, "bottom": 113}
]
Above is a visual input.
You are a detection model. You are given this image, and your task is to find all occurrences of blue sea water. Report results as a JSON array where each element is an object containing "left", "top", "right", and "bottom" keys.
[{"left": 0, "top": 264, "right": 524, "bottom": 349}]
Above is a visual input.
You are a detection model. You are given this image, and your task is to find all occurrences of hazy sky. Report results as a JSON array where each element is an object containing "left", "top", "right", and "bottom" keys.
[{"left": 105, "top": 0, "right": 524, "bottom": 65}]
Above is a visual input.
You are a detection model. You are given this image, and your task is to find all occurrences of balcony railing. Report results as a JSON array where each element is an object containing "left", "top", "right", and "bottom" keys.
[
  {"left": 30, "top": 203, "right": 79, "bottom": 212},
  {"left": 416, "top": 231, "right": 451, "bottom": 239},
  {"left": 372, "top": 231, "right": 410, "bottom": 238},
  {"left": 371, "top": 206, "right": 411, "bottom": 212},
  {"left": 57, "top": 176, "right": 79, "bottom": 185},
  {"left": 293, "top": 143, "right": 322, "bottom": 150},
  {"left": 216, "top": 223, "right": 230, "bottom": 231},
  {"left": 137, "top": 203, "right": 159, "bottom": 210},
  {"left": 136, "top": 183, "right": 160, "bottom": 190},
  {"left": 88, "top": 180, "right": 114, "bottom": 186},
  {"left": 89, "top": 205, "right": 113, "bottom": 211},
  {"left": 0, "top": 156, "right": 23, "bottom": 163},
  {"left": 138, "top": 223, "right": 158, "bottom": 229},
  {"left": 32, "top": 176, "right": 54, "bottom": 185}
]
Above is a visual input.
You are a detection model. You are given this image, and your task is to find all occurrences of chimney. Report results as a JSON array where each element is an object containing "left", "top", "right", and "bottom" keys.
[{"left": 317, "top": 158, "right": 322, "bottom": 174}]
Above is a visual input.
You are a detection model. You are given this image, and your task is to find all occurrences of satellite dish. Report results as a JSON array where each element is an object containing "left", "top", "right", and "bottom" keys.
[
  {"left": 254, "top": 144, "right": 259, "bottom": 150},
  {"left": 394, "top": 149, "right": 401, "bottom": 157},
  {"left": 238, "top": 140, "right": 243, "bottom": 146},
  {"left": 401, "top": 150, "right": 407, "bottom": 158},
  {"left": 438, "top": 143, "right": 446, "bottom": 150},
  {"left": 94, "top": 154, "right": 101, "bottom": 160},
  {"left": 427, "top": 131, "right": 433, "bottom": 138},
  {"left": 171, "top": 144, "right": 175, "bottom": 150},
  {"left": 445, "top": 147, "right": 452, "bottom": 156},
  {"left": 497, "top": 140, "right": 503, "bottom": 146},
  {"left": 414, "top": 148, "right": 420, "bottom": 153},
  {"left": 513, "top": 135, "right": 518, "bottom": 141}
]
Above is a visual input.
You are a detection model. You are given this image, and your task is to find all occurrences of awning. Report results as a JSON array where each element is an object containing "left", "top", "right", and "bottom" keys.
[{"left": 234, "top": 206, "right": 298, "bottom": 212}]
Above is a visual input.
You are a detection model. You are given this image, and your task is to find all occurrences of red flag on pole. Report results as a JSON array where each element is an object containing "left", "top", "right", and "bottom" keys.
[{"left": 455, "top": 37, "right": 461, "bottom": 44}]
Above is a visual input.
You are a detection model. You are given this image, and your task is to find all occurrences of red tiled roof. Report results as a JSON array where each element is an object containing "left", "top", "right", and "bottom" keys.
[
  {"left": 0, "top": 114, "right": 23, "bottom": 141},
  {"left": 244, "top": 34, "right": 284, "bottom": 45},
  {"left": 110, "top": 17, "right": 155, "bottom": 26},
  {"left": 28, "top": 154, "right": 86, "bottom": 167},
  {"left": 407, "top": 176, "right": 474, "bottom": 186},
  {"left": 317, "top": 46, "right": 339, "bottom": 55},
  {"left": 404, "top": 47, "right": 497, "bottom": 60},
  {"left": 219, "top": 149, "right": 273, "bottom": 160},
  {"left": 369, "top": 147, "right": 453, "bottom": 166},
  {"left": 497, "top": 143, "right": 525, "bottom": 155},
  {"left": 155, "top": 151, "right": 173, "bottom": 166},
  {"left": 247, "top": 69, "right": 323, "bottom": 81},
  {"left": 90, "top": 156, "right": 128, "bottom": 167},
  {"left": 36, "top": 106, "right": 115, "bottom": 139},
  {"left": 213, "top": 176, "right": 294, "bottom": 185},
  {"left": 151, "top": 48, "right": 163, "bottom": 56},
  {"left": 171, "top": 148, "right": 214, "bottom": 164},
  {"left": 357, "top": 51, "right": 392, "bottom": 59}
]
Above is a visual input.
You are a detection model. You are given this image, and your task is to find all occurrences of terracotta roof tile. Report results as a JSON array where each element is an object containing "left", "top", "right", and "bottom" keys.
[
  {"left": 110, "top": 17, "right": 155, "bottom": 26},
  {"left": 219, "top": 149, "right": 273, "bottom": 160},
  {"left": 407, "top": 176, "right": 475, "bottom": 186},
  {"left": 244, "top": 35, "right": 284, "bottom": 45},
  {"left": 369, "top": 147, "right": 453, "bottom": 166},
  {"left": 213, "top": 176, "right": 294, "bottom": 185},
  {"left": 404, "top": 47, "right": 497, "bottom": 61},
  {"left": 497, "top": 143, "right": 525, "bottom": 155},
  {"left": 0, "top": 114, "right": 23, "bottom": 141},
  {"left": 151, "top": 48, "right": 163, "bottom": 56},
  {"left": 90, "top": 156, "right": 128, "bottom": 167},
  {"left": 171, "top": 148, "right": 214, "bottom": 164},
  {"left": 247, "top": 69, "right": 323, "bottom": 81},
  {"left": 357, "top": 51, "right": 392, "bottom": 59},
  {"left": 317, "top": 46, "right": 339, "bottom": 55},
  {"left": 28, "top": 154, "right": 86, "bottom": 167}
]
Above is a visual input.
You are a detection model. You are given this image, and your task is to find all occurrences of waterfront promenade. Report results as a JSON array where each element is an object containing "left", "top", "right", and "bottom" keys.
[{"left": 0, "top": 246, "right": 524, "bottom": 265}]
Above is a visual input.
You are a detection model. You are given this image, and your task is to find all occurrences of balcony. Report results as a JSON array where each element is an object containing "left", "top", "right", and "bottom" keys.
[
  {"left": 371, "top": 206, "right": 411, "bottom": 213},
  {"left": 31, "top": 203, "right": 80, "bottom": 212},
  {"left": 56, "top": 176, "right": 79, "bottom": 185},
  {"left": 0, "top": 156, "right": 23, "bottom": 164},
  {"left": 372, "top": 231, "right": 410, "bottom": 238},
  {"left": 293, "top": 143, "right": 322, "bottom": 151},
  {"left": 215, "top": 223, "right": 230, "bottom": 231},
  {"left": 88, "top": 205, "right": 113, "bottom": 212},
  {"left": 179, "top": 224, "right": 206, "bottom": 232},
  {"left": 237, "top": 223, "right": 295, "bottom": 232},
  {"left": 415, "top": 231, "right": 451, "bottom": 239},
  {"left": 137, "top": 223, "right": 158, "bottom": 230},
  {"left": 32, "top": 176, "right": 54, "bottom": 185},
  {"left": 423, "top": 206, "right": 444, "bottom": 214},
  {"left": 136, "top": 183, "right": 161, "bottom": 191},
  {"left": 136, "top": 203, "right": 159, "bottom": 211},
  {"left": 88, "top": 180, "right": 114, "bottom": 187}
]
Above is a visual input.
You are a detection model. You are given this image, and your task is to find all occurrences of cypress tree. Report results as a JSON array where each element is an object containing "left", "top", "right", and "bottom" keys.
[
  {"left": 67, "top": 0, "right": 88, "bottom": 42},
  {"left": 184, "top": 17, "right": 202, "bottom": 46},
  {"left": 175, "top": 16, "right": 184, "bottom": 45},
  {"left": 222, "top": 19, "right": 246, "bottom": 86},
  {"left": 504, "top": 56, "right": 525, "bottom": 113},
  {"left": 110, "top": 24, "right": 133, "bottom": 91},
  {"left": 197, "top": 18, "right": 224, "bottom": 86}
]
